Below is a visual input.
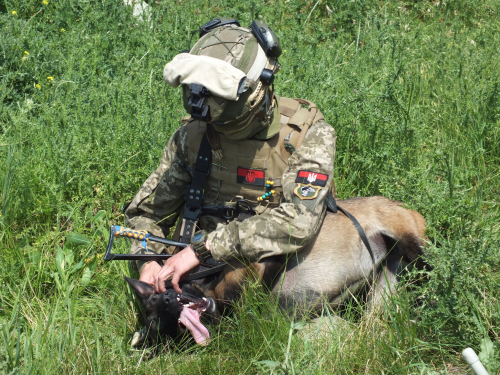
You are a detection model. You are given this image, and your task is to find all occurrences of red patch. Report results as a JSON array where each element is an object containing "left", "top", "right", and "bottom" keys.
[
  {"left": 237, "top": 168, "right": 265, "bottom": 186},
  {"left": 295, "top": 170, "right": 329, "bottom": 187}
]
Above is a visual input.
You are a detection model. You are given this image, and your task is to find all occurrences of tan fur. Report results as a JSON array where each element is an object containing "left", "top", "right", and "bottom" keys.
[{"left": 204, "top": 196, "right": 426, "bottom": 314}]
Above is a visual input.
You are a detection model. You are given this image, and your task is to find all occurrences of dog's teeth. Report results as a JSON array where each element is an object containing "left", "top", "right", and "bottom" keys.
[
  {"left": 202, "top": 297, "right": 207, "bottom": 301},
  {"left": 176, "top": 297, "right": 180, "bottom": 302}
]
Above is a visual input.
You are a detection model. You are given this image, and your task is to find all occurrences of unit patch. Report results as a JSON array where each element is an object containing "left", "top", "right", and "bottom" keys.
[
  {"left": 293, "top": 183, "right": 322, "bottom": 200},
  {"left": 295, "top": 170, "right": 328, "bottom": 187},
  {"left": 237, "top": 167, "right": 265, "bottom": 186}
]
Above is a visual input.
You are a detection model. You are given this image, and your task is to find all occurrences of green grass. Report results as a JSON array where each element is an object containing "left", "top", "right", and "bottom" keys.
[{"left": 1, "top": 0, "right": 499, "bottom": 373}]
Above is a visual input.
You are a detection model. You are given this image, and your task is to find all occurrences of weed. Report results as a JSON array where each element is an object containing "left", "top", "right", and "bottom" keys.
[{"left": 1, "top": 0, "right": 499, "bottom": 373}]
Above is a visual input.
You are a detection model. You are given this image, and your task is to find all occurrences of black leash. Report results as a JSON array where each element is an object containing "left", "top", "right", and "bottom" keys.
[
  {"left": 327, "top": 194, "right": 376, "bottom": 265},
  {"left": 168, "top": 193, "right": 376, "bottom": 281},
  {"left": 163, "top": 263, "right": 227, "bottom": 289}
]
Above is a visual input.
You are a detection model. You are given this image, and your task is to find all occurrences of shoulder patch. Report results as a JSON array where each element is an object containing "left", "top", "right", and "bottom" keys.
[
  {"left": 295, "top": 170, "right": 328, "bottom": 187},
  {"left": 294, "top": 183, "right": 322, "bottom": 200}
]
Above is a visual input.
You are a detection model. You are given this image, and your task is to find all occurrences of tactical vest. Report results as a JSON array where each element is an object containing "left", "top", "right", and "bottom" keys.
[{"left": 184, "top": 96, "right": 325, "bottom": 219}]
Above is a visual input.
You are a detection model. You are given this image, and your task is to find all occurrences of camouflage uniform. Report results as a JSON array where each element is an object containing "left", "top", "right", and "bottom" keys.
[{"left": 125, "top": 103, "right": 336, "bottom": 272}]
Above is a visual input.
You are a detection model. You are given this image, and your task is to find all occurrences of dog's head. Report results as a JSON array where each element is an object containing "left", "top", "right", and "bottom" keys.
[{"left": 124, "top": 276, "right": 216, "bottom": 347}]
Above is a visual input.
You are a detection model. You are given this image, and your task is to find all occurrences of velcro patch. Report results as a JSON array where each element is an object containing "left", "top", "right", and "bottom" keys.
[
  {"left": 295, "top": 170, "right": 328, "bottom": 187},
  {"left": 293, "top": 183, "right": 322, "bottom": 200},
  {"left": 237, "top": 167, "right": 265, "bottom": 186}
]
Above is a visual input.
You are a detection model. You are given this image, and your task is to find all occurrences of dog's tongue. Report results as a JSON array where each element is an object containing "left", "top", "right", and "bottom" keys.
[{"left": 179, "top": 306, "right": 210, "bottom": 346}]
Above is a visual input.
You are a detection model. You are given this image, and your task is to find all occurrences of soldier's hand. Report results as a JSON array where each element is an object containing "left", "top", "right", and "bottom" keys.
[
  {"left": 153, "top": 246, "right": 200, "bottom": 294},
  {"left": 139, "top": 261, "right": 162, "bottom": 285}
]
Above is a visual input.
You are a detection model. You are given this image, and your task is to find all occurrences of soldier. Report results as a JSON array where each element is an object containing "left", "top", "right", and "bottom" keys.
[{"left": 124, "top": 18, "right": 336, "bottom": 295}]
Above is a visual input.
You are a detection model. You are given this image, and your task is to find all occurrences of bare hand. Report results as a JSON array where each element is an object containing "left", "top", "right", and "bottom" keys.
[
  {"left": 139, "top": 261, "right": 162, "bottom": 285},
  {"left": 153, "top": 246, "right": 200, "bottom": 294}
]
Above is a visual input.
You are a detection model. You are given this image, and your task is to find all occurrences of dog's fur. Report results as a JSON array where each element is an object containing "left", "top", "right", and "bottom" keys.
[{"left": 125, "top": 196, "right": 426, "bottom": 347}]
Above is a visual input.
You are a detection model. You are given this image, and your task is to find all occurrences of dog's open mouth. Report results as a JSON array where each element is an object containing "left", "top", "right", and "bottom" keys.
[
  {"left": 177, "top": 294, "right": 211, "bottom": 312},
  {"left": 176, "top": 294, "right": 212, "bottom": 346}
]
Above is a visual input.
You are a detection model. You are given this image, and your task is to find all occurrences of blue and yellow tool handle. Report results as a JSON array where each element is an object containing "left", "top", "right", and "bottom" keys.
[
  {"left": 114, "top": 226, "right": 149, "bottom": 240},
  {"left": 104, "top": 225, "right": 188, "bottom": 261},
  {"left": 112, "top": 225, "right": 188, "bottom": 248}
]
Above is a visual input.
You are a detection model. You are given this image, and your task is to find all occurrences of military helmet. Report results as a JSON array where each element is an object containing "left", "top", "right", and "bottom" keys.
[{"left": 163, "top": 18, "right": 282, "bottom": 140}]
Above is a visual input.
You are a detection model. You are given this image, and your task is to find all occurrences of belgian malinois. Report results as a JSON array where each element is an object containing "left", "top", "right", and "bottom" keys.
[{"left": 125, "top": 196, "right": 426, "bottom": 347}]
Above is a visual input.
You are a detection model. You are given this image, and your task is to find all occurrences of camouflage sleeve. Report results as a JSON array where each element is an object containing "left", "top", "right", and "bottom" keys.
[
  {"left": 207, "top": 120, "right": 336, "bottom": 262},
  {"left": 124, "top": 125, "right": 192, "bottom": 272}
]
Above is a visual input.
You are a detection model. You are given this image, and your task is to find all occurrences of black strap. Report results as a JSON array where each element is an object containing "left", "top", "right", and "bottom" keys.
[
  {"left": 180, "top": 133, "right": 212, "bottom": 243},
  {"left": 327, "top": 195, "right": 376, "bottom": 265},
  {"left": 186, "top": 263, "right": 226, "bottom": 280},
  {"left": 178, "top": 132, "right": 226, "bottom": 274},
  {"left": 201, "top": 199, "right": 256, "bottom": 221}
]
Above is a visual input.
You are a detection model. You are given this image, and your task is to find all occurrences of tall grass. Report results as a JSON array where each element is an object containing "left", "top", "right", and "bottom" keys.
[{"left": 1, "top": 0, "right": 499, "bottom": 373}]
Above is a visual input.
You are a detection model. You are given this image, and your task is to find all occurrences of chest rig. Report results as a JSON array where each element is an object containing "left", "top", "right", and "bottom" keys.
[{"left": 179, "top": 96, "right": 324, "bottom": 236}]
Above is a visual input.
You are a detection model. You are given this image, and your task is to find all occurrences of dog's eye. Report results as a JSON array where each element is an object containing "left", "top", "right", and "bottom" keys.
[{"left": 151, "top": 295, "right": 158, "bottom": 302}]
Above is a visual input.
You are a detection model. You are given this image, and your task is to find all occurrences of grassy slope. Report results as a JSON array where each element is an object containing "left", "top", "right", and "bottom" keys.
[{"left": 1, "top": 0, "right": 499, "bottom": 373}]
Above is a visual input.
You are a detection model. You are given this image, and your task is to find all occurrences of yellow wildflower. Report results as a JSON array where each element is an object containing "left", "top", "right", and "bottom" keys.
[
  {"left": 61, "top": 28, "right": 65, "bottom": 32},
  {"left": 24, "top": 51, "right": 29, "bottom": 55},
  {"left": 47, "top": 76, "right": 54, "bottom": 81},
  {"left": 12, "top": 11, "right": 17, "bottom": 15},
  {"left": 22, "top": 56, "right": 27, "bottom": 60},
  {"left": 283, "top": 49, "right": 287, "bottom": 53},
  {"left": 43, "top": 0, "right": 48, "bottom": 4},
  {"left": 36, "top": 84, "right": 41, "bottom": 89}
]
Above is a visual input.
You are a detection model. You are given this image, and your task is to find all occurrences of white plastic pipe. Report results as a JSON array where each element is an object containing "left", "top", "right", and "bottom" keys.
[{"left": 462, "top": 348, "right": 489, "bottom": 375}]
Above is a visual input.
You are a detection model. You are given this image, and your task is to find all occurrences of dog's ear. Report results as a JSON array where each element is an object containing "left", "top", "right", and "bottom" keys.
[{"left": 124, "top": 276, "right": 154, "bottom": 304}]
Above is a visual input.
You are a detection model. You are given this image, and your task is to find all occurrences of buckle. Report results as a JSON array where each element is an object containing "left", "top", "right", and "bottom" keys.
[
  {"left": 235, "top": 199, "right": 255, "bottom": 215},
  {"left": 184, "top": 206, "right": 201, "bottom": 221},
  {"left": 188, "top": 84, "right": 211, "bottom": 122},
  {"left": 221, "top": 206, "right": 236, "bottom": 220}
]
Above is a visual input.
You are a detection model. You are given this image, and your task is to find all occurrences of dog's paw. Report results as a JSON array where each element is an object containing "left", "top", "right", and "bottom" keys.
[{"left": 131, "top": 326, "right": 147, "bottom": 348}]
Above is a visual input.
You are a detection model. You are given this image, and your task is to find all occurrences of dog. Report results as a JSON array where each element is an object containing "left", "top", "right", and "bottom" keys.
[{"left": 125, "top": 196, "right": 426, "bottom": 347}]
